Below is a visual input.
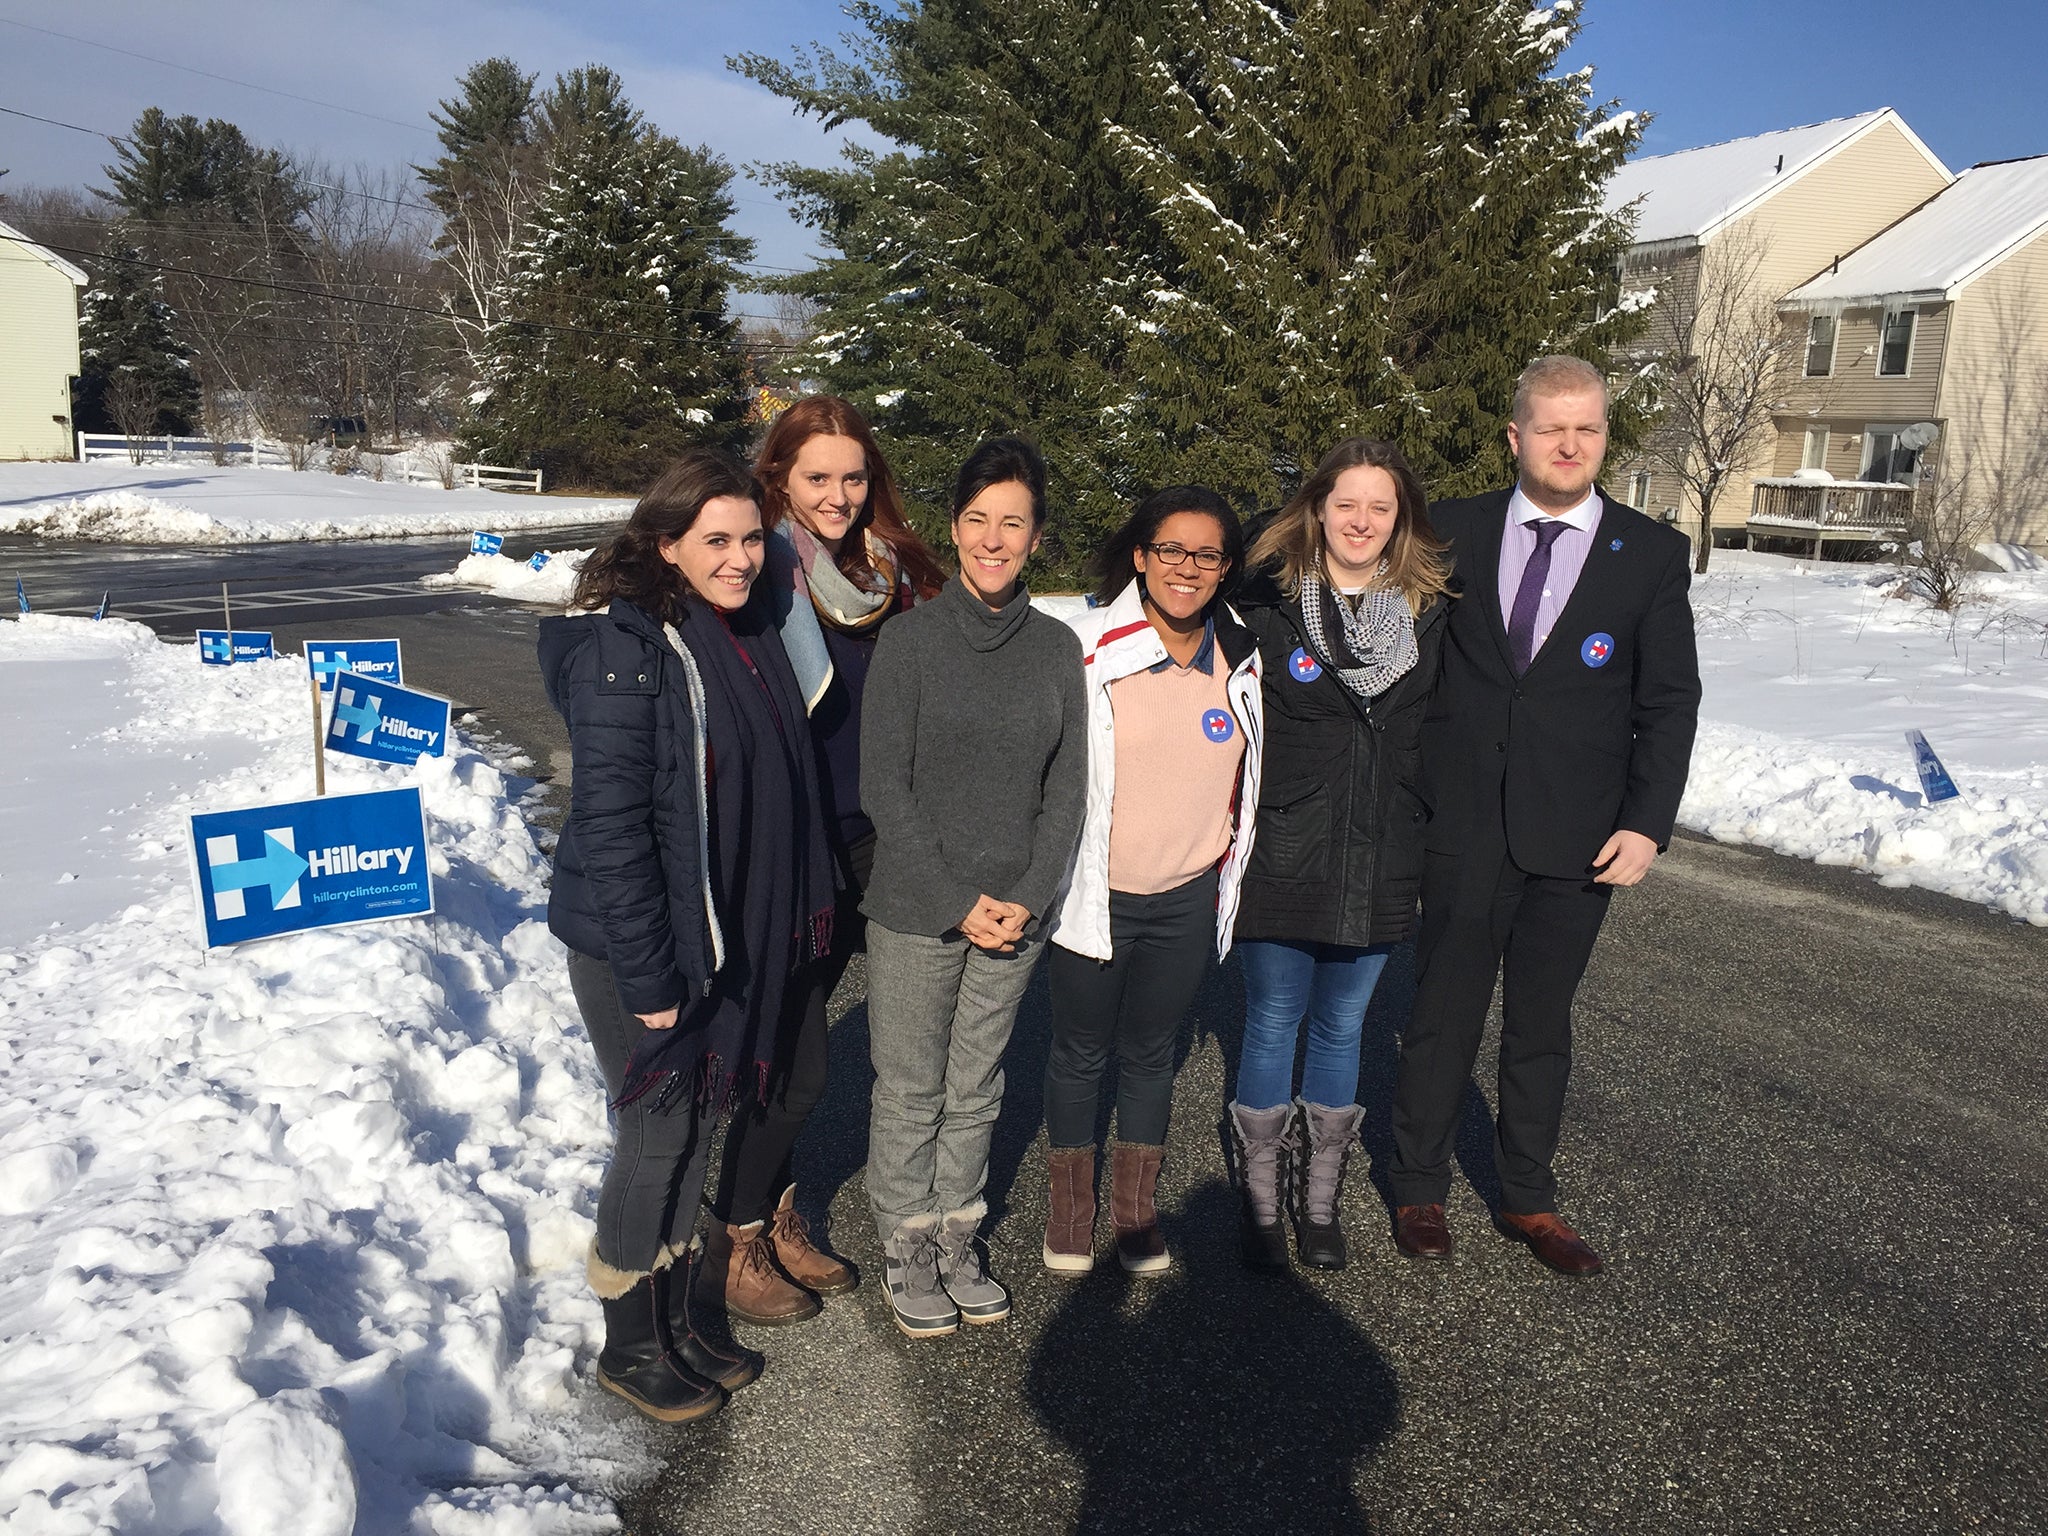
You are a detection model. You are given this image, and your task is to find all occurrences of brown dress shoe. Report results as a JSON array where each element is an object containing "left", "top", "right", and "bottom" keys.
[
  {"left": 702, "top": 1218, "right": 821, "bottom": 1326},
  {"left": 1495, "top": 1210, "right": 1604, "bottom": 1276},
  {"left": 768, "top": 1185, "right": 858, "bottom": 1297},
  {"left": 1392, "top": 1203, "right": 1454, "bottom": 1260}
]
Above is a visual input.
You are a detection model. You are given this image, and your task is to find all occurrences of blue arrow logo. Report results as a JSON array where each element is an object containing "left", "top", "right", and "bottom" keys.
[
  {"left": 332, "top": 686, "right": 382, "bottom": 743},
  {"left": 213, "top": 832, "right": 310, "bottom": 908}
]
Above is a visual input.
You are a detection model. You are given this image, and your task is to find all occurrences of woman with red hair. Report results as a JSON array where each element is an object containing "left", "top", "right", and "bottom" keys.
[{"left": 696, "top": 395, "right": 947, "bottom": 1327}]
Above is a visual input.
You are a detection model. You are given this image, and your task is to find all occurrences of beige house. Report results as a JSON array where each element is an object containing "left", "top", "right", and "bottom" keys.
[
  {"left": 0, "top": 219, "right": 86, "bottom": 460},
  {"left": 1771, "top": 156, "right": 2048, "bottom": 551},
  {"left": 1601, "top": 111, "right": 1952, "bottom": 540}
]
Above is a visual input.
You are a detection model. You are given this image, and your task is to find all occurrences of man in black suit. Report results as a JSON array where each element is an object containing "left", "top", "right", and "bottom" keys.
[{"left": 1387, "top": 355, "right": 1700, "bottom": 1276}]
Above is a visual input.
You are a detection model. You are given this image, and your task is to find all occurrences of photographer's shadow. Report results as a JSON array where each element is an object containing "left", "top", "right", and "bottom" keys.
[{"left": 1023, "top": 1181, "right": 1400, "bottom": 1535}]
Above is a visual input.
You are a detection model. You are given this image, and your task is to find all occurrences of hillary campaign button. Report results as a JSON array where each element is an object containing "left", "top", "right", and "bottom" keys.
[
  {"left": 1288, "top": 647, "right": 1322, "bottom": 682},
  {"left": 1202, "top": 708, "right": 1235, "bottom": 742},
  {"left": 1581, "top": 632, "right": 1615, "bottom": 668}
]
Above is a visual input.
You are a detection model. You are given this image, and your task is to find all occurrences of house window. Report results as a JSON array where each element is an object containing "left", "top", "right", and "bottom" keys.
[
  {"left": 1804, "top": 314, "right": 1837, "bottom": 377},
  {"left": 1801, "top": 428, "right": 1829, "bottom": 472},
  {"left": 1627, "top": 470, "right": 1652, "bottom": 510},
  {"left": 1878, "top": 309, "right": 1915, "bottom": 376},
  {"left": 1861, "top": 427, "right": 1920, "bottom": 484}
]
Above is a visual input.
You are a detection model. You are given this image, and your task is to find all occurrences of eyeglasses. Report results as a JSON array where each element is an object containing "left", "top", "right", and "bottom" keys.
[{"left": 1143, "top": 543, "right": 1228, "bottom": 571}]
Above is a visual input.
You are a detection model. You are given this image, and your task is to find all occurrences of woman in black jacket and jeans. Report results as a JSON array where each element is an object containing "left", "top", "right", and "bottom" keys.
[
  {"left": 1231, "top": 437, "right": 1451, "bottom": 1272},
  {"left": 539, "top": 449, "right": 835, "bottom": 1423}
]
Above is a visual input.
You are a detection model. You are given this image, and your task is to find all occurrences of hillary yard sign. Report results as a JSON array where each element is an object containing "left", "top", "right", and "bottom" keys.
[
  {"left": 325, "top": 669, "right": 452, "bottom": 766},
  {"left": 188, "top": 786, "right": 433, "bottom": 948},
  {"left": 197, "top": 630, "right": 275, "bottom": 665},
  {"left": 470, "top": 531, "right": 504, "bottom": 556},
  {"left": 306, "top": 638, "right": 403, "bottom": 694}
]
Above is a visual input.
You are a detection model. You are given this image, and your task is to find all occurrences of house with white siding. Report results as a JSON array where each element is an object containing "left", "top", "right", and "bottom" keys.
[{"left": 0, "top": 219, "right": 86, "bottom": 460}]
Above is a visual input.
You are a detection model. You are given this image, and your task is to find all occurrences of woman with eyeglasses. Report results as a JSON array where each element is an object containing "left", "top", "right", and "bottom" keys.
[
  {"left": 1041, "top": 487, "right": 1263, "bottom": 1275},
  {"left": 1228, "top": 438, "right": 1451, "bottom": 1272}
]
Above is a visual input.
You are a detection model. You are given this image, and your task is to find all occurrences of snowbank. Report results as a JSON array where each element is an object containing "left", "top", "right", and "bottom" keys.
[
  {"left": 0, "top": 615, "right": 637, "bottom": 1534},
  {"left": 0, "top": 463, "right": 630, "bottom": 545},
  {"left": 423, "top": 550, "right": 592, "bottom": 607}
]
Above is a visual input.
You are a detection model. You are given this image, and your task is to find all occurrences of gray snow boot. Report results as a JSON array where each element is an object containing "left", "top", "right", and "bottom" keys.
[
  {"left": 882, "top": 1215, "right": 959, "bottom": 1339},
  {"left": 937, "top": 1202, "right": 1011, "bottom": 1324},
  {"left": 1294, "top": 1099, "right": 1366, "bottom": 1270},
  {"left": 1228, "top": 1101, "right": 1295, "bottom": 1272}
]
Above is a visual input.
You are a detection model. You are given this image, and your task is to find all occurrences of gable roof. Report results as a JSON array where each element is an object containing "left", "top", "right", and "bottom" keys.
[
  {"left": 1604, "top": 109, "right": 1949, "bottom": 249},
  {"left": 0, "top": 219, "right": 89, "bottom": 286},
  {"left": 1782, "top": 156, "right": 2048, "bottom": 307}
]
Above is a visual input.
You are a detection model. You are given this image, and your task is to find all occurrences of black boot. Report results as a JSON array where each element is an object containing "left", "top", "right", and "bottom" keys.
[
  {"left": 1227, "top": 1102, "right": 1293, "bottom": 1271},
  {"left": 663, "top": 1240, "right": 761, "bottom": 1391},
  {"left": 590, "top": 1249, "right": 724, "bottom": 1424},
  {"left": 1293, "top": 1099, "right": 1365, "bottom": 1270}
]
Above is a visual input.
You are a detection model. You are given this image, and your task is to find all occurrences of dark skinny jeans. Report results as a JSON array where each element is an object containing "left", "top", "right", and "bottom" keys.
[
  {"left": 1043, "top": 868, "right": 1217, "bottom": 1149},
  {"left": 569, "top": 947, "right": 714, "bottom": 1273},
  {"left": 711, "top": 831, "right": 875, "bottom": 1225}
]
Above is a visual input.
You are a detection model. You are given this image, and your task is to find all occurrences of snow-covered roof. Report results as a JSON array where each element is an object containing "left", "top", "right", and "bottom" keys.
[
  {"left": 1781, "top": 156, "right": 2048, "bottom": 308},
  {"left": 0, "top": 218, "right": 89, "bottom": 286},
  {"left": 1604, "top": 110, "right": 1948, "bottom": 249}
]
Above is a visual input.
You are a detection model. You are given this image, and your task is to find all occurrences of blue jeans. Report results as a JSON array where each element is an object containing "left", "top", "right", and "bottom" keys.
[{"left": 1235, "top": 940, "right": 1393, "bottom": 1110}]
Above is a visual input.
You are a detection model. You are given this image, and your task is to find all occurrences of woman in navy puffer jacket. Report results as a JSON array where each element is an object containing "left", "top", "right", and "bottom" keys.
[{"left": 539, "top": 448, "right": 834, "bottom": 1425}]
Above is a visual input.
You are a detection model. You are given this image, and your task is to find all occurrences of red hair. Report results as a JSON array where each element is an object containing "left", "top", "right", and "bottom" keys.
[{"left": 753, "top": 395, "right": 946, "bottom": 600}]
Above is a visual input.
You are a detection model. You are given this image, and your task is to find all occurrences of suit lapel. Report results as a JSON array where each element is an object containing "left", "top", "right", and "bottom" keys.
[
  {"left": 1463, "top": 491, "right": 1516, "bottom": 672},
  {"left": 1526, "top": 495, "right": 1627, "bottom": 676}
]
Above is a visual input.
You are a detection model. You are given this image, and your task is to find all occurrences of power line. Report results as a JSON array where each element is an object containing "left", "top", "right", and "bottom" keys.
[
  {"left": 0, "top": 103, "right": 809, "bottom": 270},
  {"left": 6, "top": 231, "right": 795, "bottom": 346}
]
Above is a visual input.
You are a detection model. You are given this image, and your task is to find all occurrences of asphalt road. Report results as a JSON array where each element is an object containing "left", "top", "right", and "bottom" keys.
[{"left": 29, "top": 541, "right": 2042, "bottom": 1534}]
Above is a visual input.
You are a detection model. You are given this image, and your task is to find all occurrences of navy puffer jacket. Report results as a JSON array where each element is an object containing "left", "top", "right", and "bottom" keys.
[{"left": 540, "top": 598, "right": 717, "bottom": 1015}]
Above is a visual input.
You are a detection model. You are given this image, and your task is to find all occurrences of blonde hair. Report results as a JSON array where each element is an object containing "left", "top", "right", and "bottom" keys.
[
  {"left": 1247, "top": 437, "right": 1450, "bottom": 618},
  {"left": 1512, "top": 355, "right": 1608, "bottom": 424}
]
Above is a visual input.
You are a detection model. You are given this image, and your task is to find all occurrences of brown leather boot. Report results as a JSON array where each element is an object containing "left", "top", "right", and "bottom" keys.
[
  {"left": 1042, "top": 1145, "right": 1096, "bottom": 1273},
  {"left": 1109, "top": 1141, "right": 1169, "bottom": 1275},
  {"left": 700, "top": 1218, "right": 820, "bottom": 1326},
  {"left": 767, "top": 1185, "right": 858, "bottom": 1297}
]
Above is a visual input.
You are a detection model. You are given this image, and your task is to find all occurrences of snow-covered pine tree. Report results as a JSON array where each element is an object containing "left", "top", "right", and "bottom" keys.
[
  {"left": 741, "top": 0, "right": 1645, "bottom": 549},
  {"left": 73, "top": 238, "right": 200, "bottom": 436},
  {"left": 462, "top": 69, "right": 753, "bottom": 489}
]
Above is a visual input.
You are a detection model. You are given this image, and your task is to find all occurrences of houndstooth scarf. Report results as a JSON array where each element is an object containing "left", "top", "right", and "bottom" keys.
[{"left": 1299, "top": 560, "right": 1418, "bottom": 700}]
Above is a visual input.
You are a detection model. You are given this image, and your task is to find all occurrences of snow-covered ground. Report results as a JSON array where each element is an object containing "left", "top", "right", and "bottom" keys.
[
  {"left": 0, "top": 462, "right": 630, "bottom": 544},
  {"left": 0, "top": 616, "right": 639, "bottom": 1535}
]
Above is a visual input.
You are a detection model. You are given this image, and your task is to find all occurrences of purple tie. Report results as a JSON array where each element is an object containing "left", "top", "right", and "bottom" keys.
[{"left": 1507, "top": 519, "right": 1569, "bottom": 675}]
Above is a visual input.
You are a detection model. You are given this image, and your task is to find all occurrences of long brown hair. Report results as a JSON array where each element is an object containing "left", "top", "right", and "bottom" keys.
[
  {"left": 754, "top": 395, "right": 946, "bottom": 599},
  {"left": 569, "top": 448, "right": 763, "bottom": 626},
  {"left": 1247, "top": 437, "right": 1451, "bottom": 618}
]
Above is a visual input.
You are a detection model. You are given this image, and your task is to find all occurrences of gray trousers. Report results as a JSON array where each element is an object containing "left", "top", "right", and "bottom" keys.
[{"left": 865, "top": 920, "right": 1043, "bottom": 1241}]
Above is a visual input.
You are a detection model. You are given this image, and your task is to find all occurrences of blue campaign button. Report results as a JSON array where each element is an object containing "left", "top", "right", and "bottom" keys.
[
  {"left": 1581, "top": 632, "right": 1615, "bottom": 668},
  {"left": 1202, "top": 708, "right": 1235, "bottom": 742},
  {"left": 1288, "top": 646, "right": 1323, "bottom": 682}
]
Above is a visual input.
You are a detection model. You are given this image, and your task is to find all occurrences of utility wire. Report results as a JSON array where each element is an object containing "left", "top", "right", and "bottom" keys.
[{"left": 0, "top": 104, "right": 807, "bottom": 269}]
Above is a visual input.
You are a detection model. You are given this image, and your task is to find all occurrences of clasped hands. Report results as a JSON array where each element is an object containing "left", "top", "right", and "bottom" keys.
[{"left": 959, "top": 893, "right": 1030, "bottom": 953}]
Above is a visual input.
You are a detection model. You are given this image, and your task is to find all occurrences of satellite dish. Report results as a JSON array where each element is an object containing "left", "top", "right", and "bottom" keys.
[{"left": 1897, "top": 421, "right": 1940, "bottom": 451}]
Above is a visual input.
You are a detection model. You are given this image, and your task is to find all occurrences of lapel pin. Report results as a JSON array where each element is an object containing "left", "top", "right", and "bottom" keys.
[{"left": 1609, "top": 538, "right": 1624, "bottom": 551}]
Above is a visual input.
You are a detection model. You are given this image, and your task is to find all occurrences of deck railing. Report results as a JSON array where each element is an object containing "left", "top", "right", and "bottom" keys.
[{"left": 1748, "top": 479, "right": 1915, "bottom": 534}]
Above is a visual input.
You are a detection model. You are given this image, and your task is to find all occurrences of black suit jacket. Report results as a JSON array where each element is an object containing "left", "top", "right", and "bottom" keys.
[{"left": 1417, "top": 487, "right": 1701, "bottom": 879}]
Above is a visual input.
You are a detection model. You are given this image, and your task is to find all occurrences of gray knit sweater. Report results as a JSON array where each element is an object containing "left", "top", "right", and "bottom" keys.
[{"left": 859, "top": 575, "right": 1088, "bottom": 938}]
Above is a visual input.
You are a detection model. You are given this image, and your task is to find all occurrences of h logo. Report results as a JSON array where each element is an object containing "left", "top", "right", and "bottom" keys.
[
  {"left": 205, "top": 827, "right": 309, "bottom": 920},
  {"left": 331, "top": 684, "right": 383, "bottom": 744},
  {"left": 201, "top": 634, "right": 233, "bottom": 662}
]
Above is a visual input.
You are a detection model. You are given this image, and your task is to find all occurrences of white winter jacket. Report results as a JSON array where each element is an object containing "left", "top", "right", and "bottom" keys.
[{"left": 1047, "top": 582, "right": 1265, "bottom": 963}]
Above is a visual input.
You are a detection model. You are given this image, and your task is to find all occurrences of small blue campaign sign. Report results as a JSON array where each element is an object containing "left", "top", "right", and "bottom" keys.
[
  {"left": 197, "top": 629, "right": 275, "bottom": 665},
  {"left": 471, "top": 531, "right": 505, "bottom": 556},
  {"left": 326, "top": 669, "right": 452, "bottom": 765},
  {"left": 306, "top": 638, "right": 403, "bottom": 694},
  {"left": 1906, "top": 729, "right": 1961, "bottom": 804},
  {"left": 188, "top": 786, "right": 432, "bottom": 948},
  {"left": 527, "top": 550, "right": 551, "bottom": 571}
]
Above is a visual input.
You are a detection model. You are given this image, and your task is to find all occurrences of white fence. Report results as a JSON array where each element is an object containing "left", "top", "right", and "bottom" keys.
[{"left": 75, "top": 433, "right": 544, "bottom": 493}]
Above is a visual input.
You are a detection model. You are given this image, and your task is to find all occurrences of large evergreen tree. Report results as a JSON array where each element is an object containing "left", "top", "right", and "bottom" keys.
[
  {"left": 73, "top": 239, "right": 201, "bottom": 435},
  {"left": 737, "top": 0, "right": 1645, "bottom": 563},
  {"left": 462, "top": 69, "right": 754, "bottom": 489},
  {"left": 416, "top": 57, "right": 539, "bottom": 221},
  {"left": 97, "top": 108, "right": 308, "bottom": 229}
]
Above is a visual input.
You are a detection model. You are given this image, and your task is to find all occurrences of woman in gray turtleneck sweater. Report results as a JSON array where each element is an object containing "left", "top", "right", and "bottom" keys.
[{"left": 858, "top": 436, "right": 1087, "bottom": 1339}]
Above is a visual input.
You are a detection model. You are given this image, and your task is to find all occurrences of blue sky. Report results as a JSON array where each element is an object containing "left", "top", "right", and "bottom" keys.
[{"left": 2, "top": 0, "right": 2043, "bottom": 281}]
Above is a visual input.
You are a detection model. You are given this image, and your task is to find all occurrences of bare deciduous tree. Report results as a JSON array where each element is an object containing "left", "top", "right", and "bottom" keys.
[
  {"left": 103, "top": 368, "right": 162, "bottom": 463},
  {"left": 1639, "top": 227, "right": 1808, "bottom": 574}
]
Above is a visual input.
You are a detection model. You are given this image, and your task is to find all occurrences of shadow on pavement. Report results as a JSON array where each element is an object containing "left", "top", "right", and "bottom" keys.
[{"left": 1021, "top": 1181, "right": 1401, "bottom": 1535}]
